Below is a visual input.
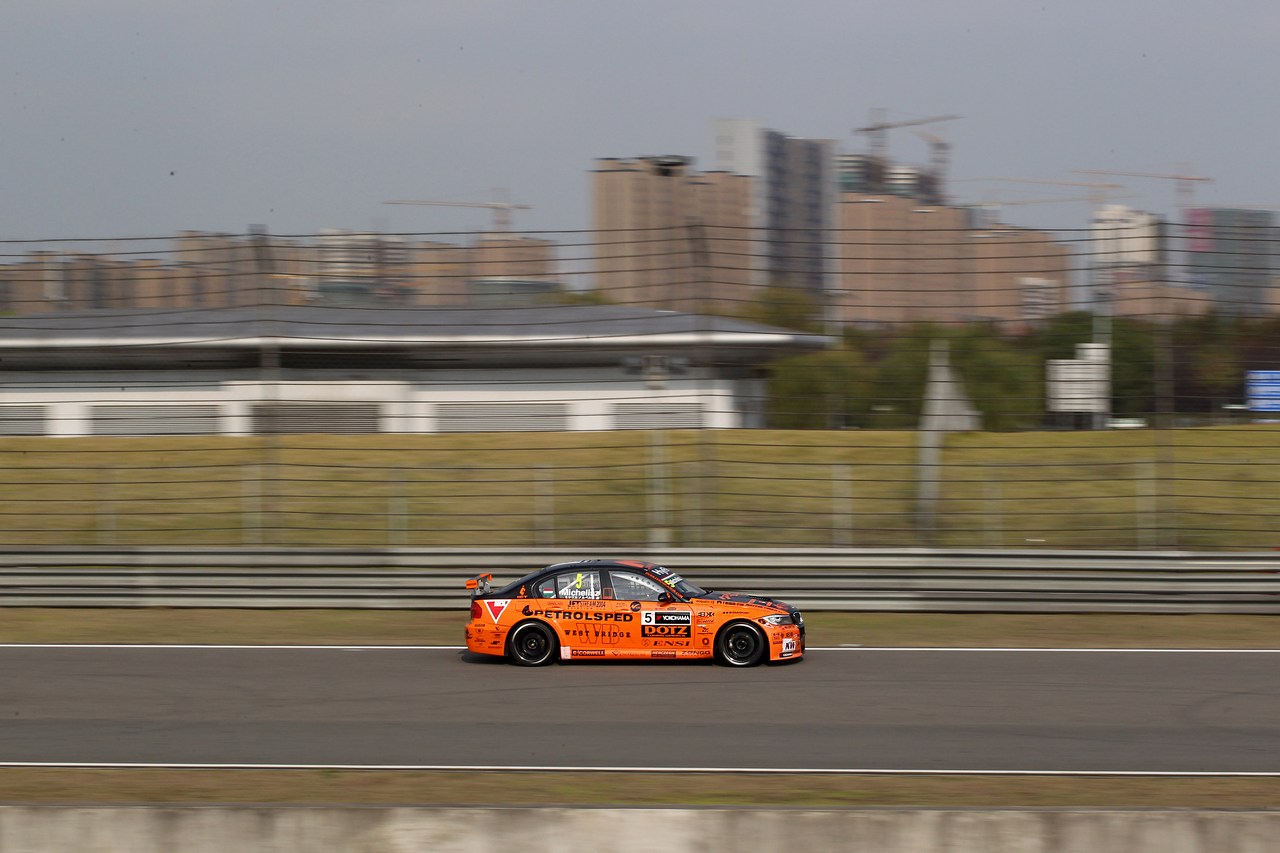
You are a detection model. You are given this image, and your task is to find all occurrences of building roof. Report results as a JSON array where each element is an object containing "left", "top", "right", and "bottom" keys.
[{"left": 0, "top": 304, "right": 830, "bottom": 370}]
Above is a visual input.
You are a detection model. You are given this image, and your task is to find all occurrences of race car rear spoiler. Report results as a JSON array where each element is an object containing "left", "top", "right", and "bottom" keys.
[{"left": 465, "top": 573, "right": 493, "bottom": 597}]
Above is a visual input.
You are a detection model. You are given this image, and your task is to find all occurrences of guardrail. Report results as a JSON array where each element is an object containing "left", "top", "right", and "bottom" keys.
[{"left": 1, "top": 547, "right": 1278, "bottom": 612}]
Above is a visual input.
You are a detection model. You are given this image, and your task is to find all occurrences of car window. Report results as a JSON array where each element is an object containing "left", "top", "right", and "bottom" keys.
[
  {"left": 556, "top": 570, "right": 603, "bottom": 600},
  {"left": 534, "top": 575, "right": 558, "bottom": 598},
  {"left": 609, "top": 570, "right": 666, "bottom": 602}
]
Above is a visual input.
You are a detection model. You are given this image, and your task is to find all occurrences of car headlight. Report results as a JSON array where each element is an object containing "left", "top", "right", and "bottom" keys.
[{"left": 758, "top": 614, "right": 792, "bottom": 627}]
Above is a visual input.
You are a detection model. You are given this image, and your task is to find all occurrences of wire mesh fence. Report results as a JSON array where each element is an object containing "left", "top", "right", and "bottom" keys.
[{"left": 0, "top": 218, "right": 1277, "bottom": 550}]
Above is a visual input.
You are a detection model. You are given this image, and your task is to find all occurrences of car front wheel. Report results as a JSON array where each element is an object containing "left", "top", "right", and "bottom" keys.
[
  {"left": 716, "top": 621, "right": 766, "bottom": 667},
  {"left": 507, "top": 620, "right": 558, "bottom": 666}
]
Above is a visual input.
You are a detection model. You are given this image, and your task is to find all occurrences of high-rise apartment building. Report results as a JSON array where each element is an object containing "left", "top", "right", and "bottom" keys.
[
  {"left": 712, "top": 119, "right": 835, "bottom": 295},
  {"left": 0, "top": 232, "right": 562, "bottom": 314},
  {"left": 591, "top": 155, "right": 752, "bottom": 313},
  {"left": 1184, "top": 208, "right": 1276, "bottom": 316},
  {"left": 831, "top": 194, "right": 1072, "bottom": 329},
  {"left": 1089, "top": 205, "right": 1209, "bottom": 320}
]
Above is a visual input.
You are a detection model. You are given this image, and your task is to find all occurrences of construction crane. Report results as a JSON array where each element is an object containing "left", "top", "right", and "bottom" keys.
[
  {"left": 854, "top": 109, "right": 961, "bottom": 160},
  {"left": 911, "top": 129, "right": 952, "bottom": 203},
  {"left": 953, "top": 177, "right": 1125, "bottom": 207},
  {"left": 972, "top": 191, "right": 1136, "bottom": 227},
  {"left": 384, "top": 191, "right": 532, "bottom": 231},
  {"left": 1071, "top": 166, "right": 1212, "bottom": 209}
]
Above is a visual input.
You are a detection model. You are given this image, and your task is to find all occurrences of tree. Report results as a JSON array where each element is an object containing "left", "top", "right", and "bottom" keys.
[
  {"left": 950, "top": 326, "right": 1043, "bottom": 430},
  {"left": 737, "top": 284, "right": 824, "bottom": 333},
  {"left": 764, "top": 346, "right": 871, "bottom": 429}
]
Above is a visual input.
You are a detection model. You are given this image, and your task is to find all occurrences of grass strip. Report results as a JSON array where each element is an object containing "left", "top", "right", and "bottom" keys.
[
  {"left": 1, "top": 770, "right": 1279, "bottom": 808},
  {"left": 0, "top": 609, "right": 1275, "bottom": 648}
]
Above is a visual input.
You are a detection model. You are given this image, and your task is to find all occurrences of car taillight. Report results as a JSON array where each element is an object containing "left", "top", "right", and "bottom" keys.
[{"left": 470, "top": 601, "right": 481, "bottom": 620}]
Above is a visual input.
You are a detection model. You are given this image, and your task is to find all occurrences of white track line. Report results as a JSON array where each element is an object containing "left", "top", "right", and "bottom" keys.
[
  {"left": 0, "top": 762, "right": 1278, "bottom": 777},
  {"left": 818, "top": 647, "right": 1280, "bottom": 653},
  {"left": 0, "top": 644, "right": 467, "bottom": 650},
  {"left": 1, "top": 644, "right": 1279, "bottom": 653}
]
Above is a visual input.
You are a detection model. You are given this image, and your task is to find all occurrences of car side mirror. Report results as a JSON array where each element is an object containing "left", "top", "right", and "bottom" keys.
[{"left": 657, "top": 591, "right": 672, "bottom": 604}]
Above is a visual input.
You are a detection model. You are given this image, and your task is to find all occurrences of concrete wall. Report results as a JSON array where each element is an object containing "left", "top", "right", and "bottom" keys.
[{"left": 0, "top": 806, "right": 1277, "bottom": 853}]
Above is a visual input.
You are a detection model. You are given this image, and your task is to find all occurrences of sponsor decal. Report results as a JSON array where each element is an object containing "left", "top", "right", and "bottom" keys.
[
  {"left": 697, "top": 611, "right": 715, "bottom": 619},
  {"left": 563, "top": 626, "right": 629, "bottom": 645},
  {"left": 700, "top": 638, "right": 709, "bottom": 646},
  {"left": 629, "top": 601, "right": 642, "bottom": 612},
  {"left": 642, "top": 624, "right": 691, "bottom": 638},
  {"left": 651, "top": 651, "right": 677, "bottom": 658},
  {"left": 649, "top": 638, "right": 688, "bottom": 647},
  {"left": 483, "top": 599, "right": 511, "bottom": 622},
  {"left": 641, "top": 611, "right": 691, "bottom": 626},
  {"left": 566, "top": 599, "right": 606, "bottom": 608},
  {"left": 782, "top": 638, "right": 797, "bottom": 654},
  {"left": 521, "top": 608, "right": 634, "bottom": 622},
  {"left": 572, "top": 649, "right": 605, "bottom": 657}
]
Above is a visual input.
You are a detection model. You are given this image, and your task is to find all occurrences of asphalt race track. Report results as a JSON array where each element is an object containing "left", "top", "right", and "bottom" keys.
[{"left": 1, "top": 646, "right": 1278, "bottom": 773}]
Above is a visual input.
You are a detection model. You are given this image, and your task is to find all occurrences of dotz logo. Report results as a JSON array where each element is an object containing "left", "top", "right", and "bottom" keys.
[{"left": 642, "top": 624, "right": 691, "bottom": 638}]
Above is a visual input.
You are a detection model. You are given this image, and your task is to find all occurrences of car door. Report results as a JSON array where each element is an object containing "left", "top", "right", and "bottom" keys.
[{"left": 607, "top": 569, "right": 694, "bottom": 657}]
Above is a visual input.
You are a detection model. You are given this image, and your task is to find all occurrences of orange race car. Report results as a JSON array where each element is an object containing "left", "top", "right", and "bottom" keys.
[{"left": 465, "top": 558, "right": 804, "bottom": 667}]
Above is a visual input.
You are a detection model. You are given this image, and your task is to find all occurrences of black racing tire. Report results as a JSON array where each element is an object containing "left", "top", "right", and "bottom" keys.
[
  {"left": 715, "top": 621, "right": 767, "bottom": 667},
  {"left": 507, "top": 620, "right": 558, "bottom": 667}
]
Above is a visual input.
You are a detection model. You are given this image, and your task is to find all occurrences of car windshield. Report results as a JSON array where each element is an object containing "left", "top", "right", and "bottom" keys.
[{"left": 648, "top": 565, "right": 705, "bottom": 597}]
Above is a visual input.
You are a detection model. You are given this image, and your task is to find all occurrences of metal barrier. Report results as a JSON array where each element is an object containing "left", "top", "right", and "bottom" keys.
[{"left": 0, "top": 547, "right": 1277, "bottom": 612}]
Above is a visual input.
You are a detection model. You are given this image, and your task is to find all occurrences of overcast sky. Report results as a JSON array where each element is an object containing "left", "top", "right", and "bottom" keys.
[{"left": 3, "top": 1, "right": 1277, "bottom": 242}]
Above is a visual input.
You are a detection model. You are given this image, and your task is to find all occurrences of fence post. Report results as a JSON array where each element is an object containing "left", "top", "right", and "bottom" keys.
[
  {"left": 1138, "top": 460, "right": 1157, "bottom": 549},
  {"left": 242, "top": 463, "right": 261, "bottom": 546},
  {"left": 648, "top": 430, "right": 670, "bottom": 548},
  {"left": 832, "top": 464, "right": 853, "bottom": 547},
  {"left": 985, "top": 472, "right": 1003, "bottom": 548},
  {"left": 388, "top": 468, "right": 408, "bottom": 546},
  {"left": 535, "top": 464, "right": 553, "bottom": 547},
  {"left": 97, "top": 466, "right": 116, "bottom": 545}
]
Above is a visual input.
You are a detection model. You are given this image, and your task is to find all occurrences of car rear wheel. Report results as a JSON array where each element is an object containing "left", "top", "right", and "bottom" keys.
[
  {"left": 508, "top": 621, "right": 558, "bottom": 666},
  {"left": 716, "top": 621, "right": 766, "bottom": 667}
]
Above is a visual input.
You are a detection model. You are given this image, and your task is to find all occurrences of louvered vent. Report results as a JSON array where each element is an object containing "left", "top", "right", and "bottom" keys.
[
  {"left": 435, "top": 402, "right": 569, "bottom": 432},
  {"left": 91, "top": 405, "right": 220, "bottom": 436},
  {"left": 252, "top": 403, "right": 381, "bottom": 434},
  {"left": 0, "top": 406, "right": 46, "bottom": 436},
  {"left": 613, "top": 401, "right": 703, "bottom": 429}
]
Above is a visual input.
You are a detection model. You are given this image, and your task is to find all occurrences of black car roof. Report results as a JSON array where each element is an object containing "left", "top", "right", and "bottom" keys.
[{"left": 489, "top": 559, "right": 648, "bottom": 596}]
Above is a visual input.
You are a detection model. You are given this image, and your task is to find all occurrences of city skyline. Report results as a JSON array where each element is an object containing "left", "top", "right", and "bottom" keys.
[{"left": 3, "top": 2, "right": 1278, "bottom": 241}]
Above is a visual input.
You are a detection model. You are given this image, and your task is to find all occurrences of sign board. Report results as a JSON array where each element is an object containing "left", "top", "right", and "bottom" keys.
[
  {"left": 1247, "top": 370, "right": 1280, "bottom": 413},
  {"left": 1047, "top": 360, "right": 1109, "bottom": 413}
]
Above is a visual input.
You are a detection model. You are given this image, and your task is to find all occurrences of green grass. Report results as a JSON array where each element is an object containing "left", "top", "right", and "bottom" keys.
[
  {"left": 2, "top": 609, "right": 1277, "bottom": 648},
  {"left": 0, "top": 426, "right": 1278, "bottom": 548},
  {"left": 2, "top": 768, "right": 1279, "bottom": 808}
]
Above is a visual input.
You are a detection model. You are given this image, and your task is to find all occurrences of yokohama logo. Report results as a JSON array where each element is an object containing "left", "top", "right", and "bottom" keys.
[{"left": 483, "top": 599, "right": 511, "bottom": 622}]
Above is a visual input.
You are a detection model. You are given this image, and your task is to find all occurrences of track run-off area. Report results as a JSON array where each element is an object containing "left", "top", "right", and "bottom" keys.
[{"left": 1, "top": 645, "right": 1278, "bottom": 775}]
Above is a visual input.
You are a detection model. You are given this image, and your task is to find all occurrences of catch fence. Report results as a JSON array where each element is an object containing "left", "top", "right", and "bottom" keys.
[{"left": 0, "top": 220, "right": 1277, "bottom": 550}]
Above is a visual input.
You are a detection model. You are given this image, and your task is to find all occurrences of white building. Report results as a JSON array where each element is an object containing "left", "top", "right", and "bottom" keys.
[
  {"left": 0, "top": 305, "right": 828, "bottom": 437},
  {"left": 1091, "top": 205, "right": 1161, "bottom": 268}
]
